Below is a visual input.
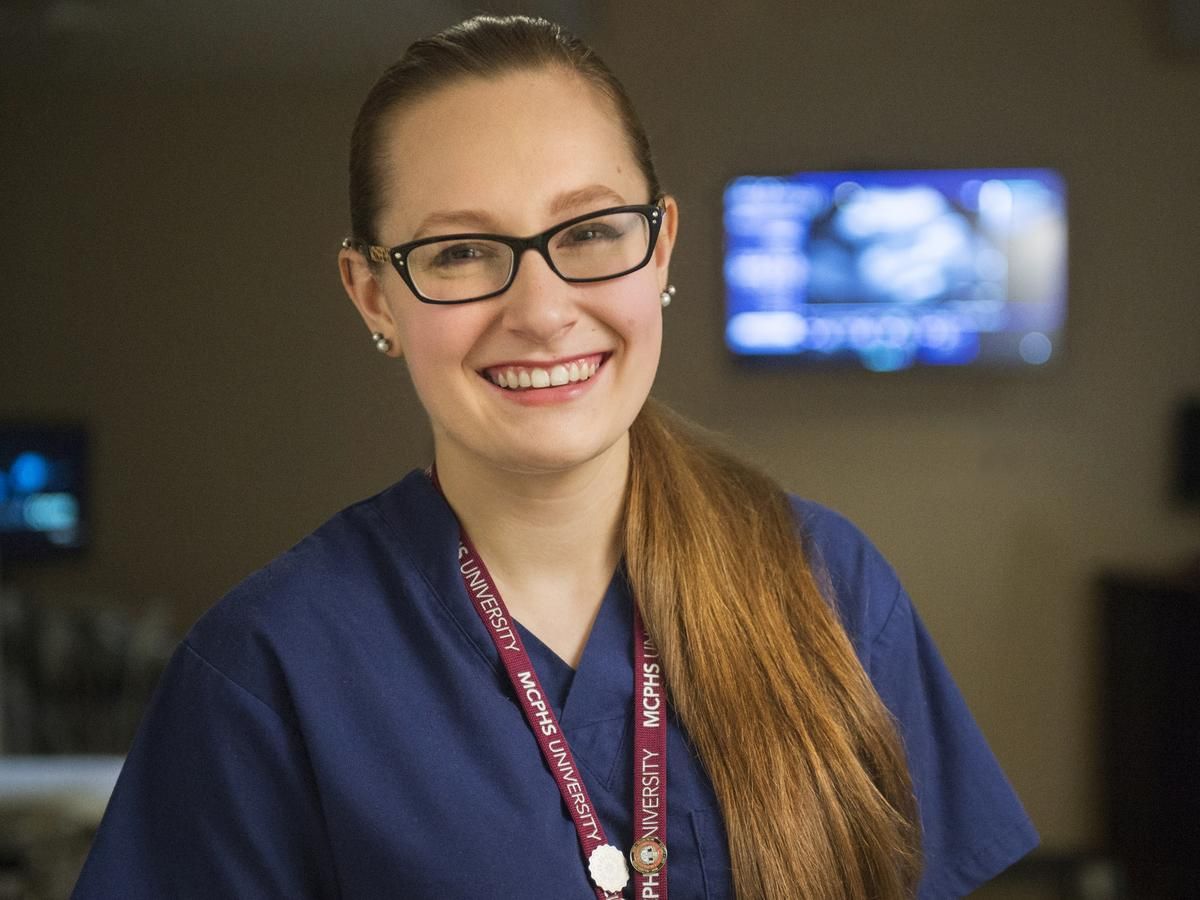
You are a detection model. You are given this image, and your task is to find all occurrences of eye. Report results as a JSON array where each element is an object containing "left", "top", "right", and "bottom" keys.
[
  {"left": 427, "top": 242, "right": 499, "bottom": 268},
  {"left": 571, "top": 225, "right": 618, "bottom": 242},
  {"left": 557, "top": 221, "right": 624, "bottom": 249}
]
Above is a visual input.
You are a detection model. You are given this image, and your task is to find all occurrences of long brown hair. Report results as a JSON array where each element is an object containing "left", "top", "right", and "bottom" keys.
[
  {"left": 627, "top": 400, "right": 920, "bottom": 897},
  {"left": 347, "top": 15, "right": 921, "bottom": 897}
]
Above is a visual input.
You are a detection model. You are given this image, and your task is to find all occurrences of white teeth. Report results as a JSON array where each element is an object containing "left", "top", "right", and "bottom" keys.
[{"left": 487, "top": 357, "right": 602, "bottom": 391}]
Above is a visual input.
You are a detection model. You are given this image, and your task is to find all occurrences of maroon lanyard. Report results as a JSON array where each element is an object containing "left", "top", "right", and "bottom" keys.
[
  {"left": 439, "top": 476, "right": 668, "bottom": 898},
  {"left": 631, "top": 603, "right": 668, "bottom": 898}
]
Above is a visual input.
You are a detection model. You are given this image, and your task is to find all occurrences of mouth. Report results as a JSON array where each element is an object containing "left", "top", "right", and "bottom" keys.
[{"left": 481, "top": 352, "right": 608, "bottom": 392}]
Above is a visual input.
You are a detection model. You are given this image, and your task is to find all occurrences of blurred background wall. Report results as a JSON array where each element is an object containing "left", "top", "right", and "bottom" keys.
[{"left": 2, "top": 0, "right": 1198, "bottom": 861}]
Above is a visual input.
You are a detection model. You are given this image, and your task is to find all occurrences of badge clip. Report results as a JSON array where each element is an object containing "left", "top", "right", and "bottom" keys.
[{"left": 630, "top": 835, "right": 668, "bottom": 875}]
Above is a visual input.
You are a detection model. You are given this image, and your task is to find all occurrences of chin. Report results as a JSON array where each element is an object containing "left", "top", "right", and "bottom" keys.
[
  {"left": 494, "top": 443, "right": 614, "bottom": 476},
  {"left": 484, "top": 426, "right": 630, "bottom": 477}
]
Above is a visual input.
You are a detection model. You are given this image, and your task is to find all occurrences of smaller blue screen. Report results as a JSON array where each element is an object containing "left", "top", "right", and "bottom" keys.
[
  {"left": 0, "top": 425, "right": 87, "bottom": 558},
  {"left": 724, "top": 169, "right": 1067, "bottom": 371}
]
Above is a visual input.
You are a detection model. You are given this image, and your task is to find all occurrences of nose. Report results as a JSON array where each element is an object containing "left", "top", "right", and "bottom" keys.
[{"left": 499, "top": 247, "right": 578, "bottom": 344}]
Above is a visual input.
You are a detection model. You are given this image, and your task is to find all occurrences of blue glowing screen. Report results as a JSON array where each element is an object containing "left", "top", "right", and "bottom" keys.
[
  {"left": 724, "top": 169, "right": 1067, "bottom": 371},
  {"left": 0, "top": 425, "right": 87, "bottom": 558}
]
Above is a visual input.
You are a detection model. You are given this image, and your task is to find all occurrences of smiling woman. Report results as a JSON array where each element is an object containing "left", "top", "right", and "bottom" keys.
[
  {"left": 72, "top": 15, "right": 1037, "bottom": 900},
  {"left": 340, "top": 64, "right": 670, "bottom": 481}
]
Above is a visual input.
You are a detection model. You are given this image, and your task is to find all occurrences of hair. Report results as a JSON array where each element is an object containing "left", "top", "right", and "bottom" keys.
[
  {"left": 348, "top": 15, "right": 658, "bottom": 251},
  {"left": 348, "top": 15, "right": 922, "bottom": 898}
]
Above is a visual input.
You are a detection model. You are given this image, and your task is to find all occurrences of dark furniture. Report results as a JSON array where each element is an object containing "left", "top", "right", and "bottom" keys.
[{"left": 1099, "top": 567, "right": 1200, "bottom": 898}]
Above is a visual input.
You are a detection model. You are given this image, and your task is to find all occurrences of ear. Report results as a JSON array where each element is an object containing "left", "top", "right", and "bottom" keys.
[
  {"left": 339, "top": 246, "right": 401, "bottom": 357},
  {"left": 652, "top": 195, "right": 679, "bottom": 293}
]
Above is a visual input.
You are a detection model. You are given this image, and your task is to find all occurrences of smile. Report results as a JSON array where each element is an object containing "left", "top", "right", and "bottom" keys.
[{"left": 483, "top": 353, "right": 605, "bottom": 392}]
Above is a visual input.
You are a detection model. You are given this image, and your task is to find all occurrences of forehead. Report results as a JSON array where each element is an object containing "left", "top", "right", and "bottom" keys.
[{"left": 375, "top": 68, "right": 648, "bottom": 238}]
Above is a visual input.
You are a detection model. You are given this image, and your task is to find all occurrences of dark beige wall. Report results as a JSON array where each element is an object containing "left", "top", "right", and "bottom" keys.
[
  {"left": 3, "top": 0, "right": 1198, "bottom": 852},
  {"left": 596, "top": 0, "right": 1200, "bottom": 851}
]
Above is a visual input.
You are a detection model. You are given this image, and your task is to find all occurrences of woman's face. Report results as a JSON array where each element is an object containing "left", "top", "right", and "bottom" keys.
[{"left": 343, "top": 68, "right": 677, "bottom": 479}]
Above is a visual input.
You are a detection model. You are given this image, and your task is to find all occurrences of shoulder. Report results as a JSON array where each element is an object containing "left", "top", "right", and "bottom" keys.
[
  {"left": 192, "top": 484, "right": 396, "bottom": 634},
  {"left": 182, "top": 471, "right": 440, "bottom": 721},
  {"left": 788, "top": 496, "right": 1040, "bottom": 894},
  {"left": 787, "top": 495, "right": 903, "bottom": 664}
]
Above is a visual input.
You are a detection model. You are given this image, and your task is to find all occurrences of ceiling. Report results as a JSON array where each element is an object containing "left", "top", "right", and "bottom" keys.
[{"left": 0, "top": 0, "right": 591, "bottom": 82}]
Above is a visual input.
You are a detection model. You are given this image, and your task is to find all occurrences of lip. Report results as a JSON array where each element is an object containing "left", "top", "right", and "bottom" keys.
[
  {"left": 478, "top": 352, "right": 611, "bottom": 406},
  {"left": 478, "top": 351, "right": 608, "bottom": 376}
]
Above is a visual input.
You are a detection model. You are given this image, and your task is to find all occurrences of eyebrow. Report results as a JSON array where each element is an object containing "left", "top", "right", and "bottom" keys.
[
  {"left": 411, "top": 209, "right": 499, "bottom": 239},
  {"left": 409, "top": 184, "right": 630, "bottom": 241},
  {"left": 548, "top": 184, "right": 628, "bottom": 218}
]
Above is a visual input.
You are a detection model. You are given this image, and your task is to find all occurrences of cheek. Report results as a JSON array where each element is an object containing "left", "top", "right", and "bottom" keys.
[
  {"left": 394, "top": 307, "right": 484, "bottom": 397},
  {"left": 597, "top": 283, "right": 662, "bottom": 398},
  {"left": 638, "top": 315, "right": 664, "bottom": 375},
  {"left": 624, "top": 310, "right": 661, "bottom": 358},
  {"left": 616, "top": 283, "right": 663, "bottom": 354}
]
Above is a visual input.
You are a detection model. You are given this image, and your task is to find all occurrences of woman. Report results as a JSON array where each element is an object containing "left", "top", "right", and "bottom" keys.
[{"left": 74, "top": 15, "right": 1037, "bottom": 899}]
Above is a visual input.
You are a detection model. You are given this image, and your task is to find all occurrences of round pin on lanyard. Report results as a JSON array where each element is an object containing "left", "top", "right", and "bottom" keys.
[{"left": 631, "top": 835, "right": 668, "bottom": 875}]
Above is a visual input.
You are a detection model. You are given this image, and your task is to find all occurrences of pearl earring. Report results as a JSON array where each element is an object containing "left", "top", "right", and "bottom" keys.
[
  {"left": 371, "top": 331, "right": 392, "bottom": 354},
  {"left": 660, "top": 284, "right": 676, "bottom": 308}
]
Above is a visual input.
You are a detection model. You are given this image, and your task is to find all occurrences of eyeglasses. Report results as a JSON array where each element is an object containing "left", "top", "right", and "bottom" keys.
[{"left": 344, "top": 199, "right": 665, "bottom": 305}]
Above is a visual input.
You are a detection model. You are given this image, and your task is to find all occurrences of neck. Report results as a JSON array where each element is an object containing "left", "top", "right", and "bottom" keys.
[{"left": 434, "top": 435, "right": 629, "bottom": 597}]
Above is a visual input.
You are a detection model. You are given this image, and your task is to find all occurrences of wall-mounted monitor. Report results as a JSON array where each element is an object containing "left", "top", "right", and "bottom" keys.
[
  {"left": 724, "top": 168, "right": 1067, "bottom": 371},
  {"left": 0, "top": 424, "right": 88, "bottom": 562}
]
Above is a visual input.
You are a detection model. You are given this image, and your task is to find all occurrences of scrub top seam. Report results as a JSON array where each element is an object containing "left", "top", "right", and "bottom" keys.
[
  {"left": 364, "top": 501, "right": 511, "bottom": 694},
  {"left": 869, "top": 581, "right": 906, "bottom": 652},
  {"left": 565, "top": 711, "right": 629, "bottom": 790},
  {"left": 181, "top": 639, "right": 296, "bottom": 729}
]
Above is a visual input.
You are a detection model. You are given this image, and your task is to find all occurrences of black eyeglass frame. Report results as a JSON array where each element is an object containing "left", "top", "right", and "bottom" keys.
[{"left": 344, "top": 198, "right": 666, "bottom": 305}]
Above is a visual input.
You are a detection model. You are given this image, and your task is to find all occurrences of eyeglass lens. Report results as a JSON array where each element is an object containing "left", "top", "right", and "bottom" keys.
[{"left": 406, "top": 210, "right": 652, "bottom": 302}]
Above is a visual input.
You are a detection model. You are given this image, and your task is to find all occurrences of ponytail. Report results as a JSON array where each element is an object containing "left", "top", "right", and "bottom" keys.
[{"left": 624, "top": 400, "right": 922, "bottom": 898}]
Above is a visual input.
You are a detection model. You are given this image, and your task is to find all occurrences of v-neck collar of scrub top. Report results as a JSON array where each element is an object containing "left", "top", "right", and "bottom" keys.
[{"left": 376, "top": 469, "right": 635, "bottom": 788}]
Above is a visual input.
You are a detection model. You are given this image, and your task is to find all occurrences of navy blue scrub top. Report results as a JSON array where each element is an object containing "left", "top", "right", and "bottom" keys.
[{"left": 74, "top": 470, "right": 1037, "bottom": 898}]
